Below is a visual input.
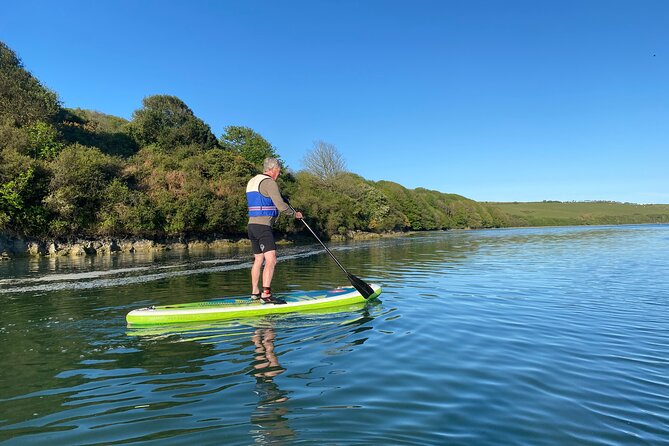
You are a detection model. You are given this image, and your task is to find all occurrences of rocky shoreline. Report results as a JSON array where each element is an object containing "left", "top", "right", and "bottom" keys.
[
  {"left": 0, "top": 230, "right": 405, "bottom": 259},
  {"left": 0, "top": 234, "right": 250, "bottom": 259}
]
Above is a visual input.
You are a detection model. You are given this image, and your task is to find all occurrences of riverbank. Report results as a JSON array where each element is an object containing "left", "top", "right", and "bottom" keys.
[
  {"left": 0, "top": 235, "right": 246, "bottom": 259},
  {"left": 0, "top": 230, "right": 406, "bottom": 259}
]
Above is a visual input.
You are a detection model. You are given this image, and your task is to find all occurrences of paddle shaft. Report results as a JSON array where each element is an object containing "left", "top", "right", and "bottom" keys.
[
  {"left": 283, "top": 202, "right": 348, "bottom": 273},
  {"left": 299, "top": 216, "right": 349, "bottom": 275},
  {"left": 284, "top": 201, "right": 375, "bottom": 298}
]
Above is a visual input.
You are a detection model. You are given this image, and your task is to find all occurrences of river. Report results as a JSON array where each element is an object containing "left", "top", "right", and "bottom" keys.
[{"left": 1, "top": 225, "right": 668, "bottom": 445}]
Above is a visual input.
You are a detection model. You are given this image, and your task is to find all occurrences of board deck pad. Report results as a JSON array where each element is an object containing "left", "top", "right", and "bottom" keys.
[{"left": 126, "top": 284, "right": 382, "bottom": 325}]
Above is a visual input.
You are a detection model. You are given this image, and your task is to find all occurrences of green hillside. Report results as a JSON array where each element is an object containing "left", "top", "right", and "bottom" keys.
[
  {"left": 0, "top": 41, "right": 498, "bottom": 241},
  {"left": 1, "top": 40, "right": 667, "bottom": 245},
  {"left": 488, "top": 201, "right": 669, "bottom": 227}
]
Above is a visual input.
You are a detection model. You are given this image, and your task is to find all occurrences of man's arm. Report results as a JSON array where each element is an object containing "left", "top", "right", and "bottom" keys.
[{"left": 259, "top": 179, "right": 294, "bottom": 215}]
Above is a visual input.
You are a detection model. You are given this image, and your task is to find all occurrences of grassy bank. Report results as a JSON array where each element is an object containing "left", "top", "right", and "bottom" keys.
[{"left": 488, "top": 201, "right": 669, "bottom": 227}]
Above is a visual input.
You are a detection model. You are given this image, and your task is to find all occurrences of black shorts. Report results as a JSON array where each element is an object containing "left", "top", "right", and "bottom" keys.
[{"left": 248, "top": 224, "right": 276, "bottom": 254}]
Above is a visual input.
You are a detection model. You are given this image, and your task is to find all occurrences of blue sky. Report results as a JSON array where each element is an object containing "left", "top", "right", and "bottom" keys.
[{"left": 2, "top": 0, "right": 667, "bottom": 203}]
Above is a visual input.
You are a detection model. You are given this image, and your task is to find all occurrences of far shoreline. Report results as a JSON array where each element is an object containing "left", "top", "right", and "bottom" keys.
[{"left": 0, "top": 229, "right": 411, "bottom": 259}]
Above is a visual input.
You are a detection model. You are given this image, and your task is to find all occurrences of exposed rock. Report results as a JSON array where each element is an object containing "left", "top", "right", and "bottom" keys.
[
  {"left": 187, "top": 241, "right": 210, "bottom": 250},
  {"left": 117, "top": 240, "right": 135, "bottom": 252},
  {"left": 27, "top": 242, "right": 46, "bottom": 256},
  {"left": 0, "top": 230, "right": 247, "bottom": 258},
  {"left": 331, "top": 230, "right": 408, "bottom": 241},
  {"left": 69, "top": 244, "right": 87, "bottom": 256},
  {"left": 168, "top": 242, "right": 188, "bottom": 250},
  {"left": 209, "top": 239, "right": 238, "bottom": 249},
  {"left": 131, "top": 240, "right": 158, "bottom": 251}
]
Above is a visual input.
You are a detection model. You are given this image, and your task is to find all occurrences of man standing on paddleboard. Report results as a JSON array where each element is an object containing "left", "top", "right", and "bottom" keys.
[{"left": 247, "top": 157, "right": 303, "bottom": 304}]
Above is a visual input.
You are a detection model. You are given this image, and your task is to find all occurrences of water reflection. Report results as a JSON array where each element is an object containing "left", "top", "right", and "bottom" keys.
[
  {"left": 6, "top": 226, "right": 668, "bottom": 445},
  {"left": 249, "top": 326, "right": 294, "bottom": 445},
  {"left": 252, "top": 327, "right": 286, "bottom": 382},
  {"left": 124, "top": 310, "right": 385, "bottom": 446}
]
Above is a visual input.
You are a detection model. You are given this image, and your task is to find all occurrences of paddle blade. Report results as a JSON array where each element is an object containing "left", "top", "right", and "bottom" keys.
[{"left": 348, "top": 273, "right": 376, "bottom": 299}]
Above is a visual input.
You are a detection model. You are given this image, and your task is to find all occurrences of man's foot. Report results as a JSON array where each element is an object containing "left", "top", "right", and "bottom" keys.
[
  {"left": 251, "top": 292, "right": 261, "bottom": 300},
  {"left": 261, "top": 287, "right": 272, "bottom": 300},
  {"left": 261, "top": 287, "right": 287, "bottom": 305}
]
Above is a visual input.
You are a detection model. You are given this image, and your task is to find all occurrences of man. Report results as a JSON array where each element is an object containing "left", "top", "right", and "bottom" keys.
[{"left": 247, "top": 157, "right": 303, "bottom": 304}]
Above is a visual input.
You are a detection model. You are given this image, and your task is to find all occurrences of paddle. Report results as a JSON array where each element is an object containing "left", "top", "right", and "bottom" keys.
[{"left": 284, "top": 198, "right": 376, "bottom": 299}]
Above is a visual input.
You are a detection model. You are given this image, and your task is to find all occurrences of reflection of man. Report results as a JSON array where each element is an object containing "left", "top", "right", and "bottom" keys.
[
  {"left": 252, "top": 327, "right": 286, "bottom": 384},
  {"left": 251, "top": 327, "right": 294, "bottom": 444},
  {"left": 246, "top": 157, "right": 303, "bottom": 304}
]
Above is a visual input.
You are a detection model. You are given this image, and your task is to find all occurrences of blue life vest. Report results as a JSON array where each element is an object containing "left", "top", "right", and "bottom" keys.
[{"left": 246, "top": 174, "right": 279, "bottom": 217}]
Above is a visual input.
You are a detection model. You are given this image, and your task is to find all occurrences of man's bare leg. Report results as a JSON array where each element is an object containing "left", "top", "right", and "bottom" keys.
[
  {"left": 251, "top": 253, "right": 265, "bottom": 295},
  {"left": 261, "top": 250, "right": 277, "bottom": 295}
]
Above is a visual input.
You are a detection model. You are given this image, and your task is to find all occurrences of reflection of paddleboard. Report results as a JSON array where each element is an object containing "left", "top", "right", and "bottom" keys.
[{"left": 126, "top": 285, "right": 382, "bottom": 325}]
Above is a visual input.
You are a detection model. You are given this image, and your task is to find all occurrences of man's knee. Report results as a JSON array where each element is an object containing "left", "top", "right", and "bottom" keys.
[{"left": 264, "top": 251, "right": 277, "bottom": 267}]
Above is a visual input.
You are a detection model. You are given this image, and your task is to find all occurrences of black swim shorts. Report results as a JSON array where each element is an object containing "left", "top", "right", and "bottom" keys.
[{"left": 248, "top": 224, "right": 276, "bottom": 254}]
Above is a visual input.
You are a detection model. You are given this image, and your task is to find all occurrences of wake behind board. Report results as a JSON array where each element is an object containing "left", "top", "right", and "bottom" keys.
[{"left": 126, "top": 284, "right": 382, "bottom": 325}]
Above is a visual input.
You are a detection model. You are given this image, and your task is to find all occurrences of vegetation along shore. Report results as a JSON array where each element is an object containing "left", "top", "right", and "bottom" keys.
[{"left": 2, "top": 41, "right": 668, "bottom": 257}]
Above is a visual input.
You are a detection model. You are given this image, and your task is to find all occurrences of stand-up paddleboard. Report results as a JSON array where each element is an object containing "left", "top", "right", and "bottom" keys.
[{"left": 126, "top": 284, "right": 382, "bottom": 325}]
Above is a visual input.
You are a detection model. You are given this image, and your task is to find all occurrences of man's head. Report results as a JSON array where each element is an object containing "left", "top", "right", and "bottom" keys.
[{"left": 263, "top": 157, "right": 282, "bottom": 180}]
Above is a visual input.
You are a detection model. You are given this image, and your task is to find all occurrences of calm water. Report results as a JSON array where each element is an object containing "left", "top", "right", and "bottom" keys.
[{"left": 1, "top": 225, "right": 668, "bottom": 445}]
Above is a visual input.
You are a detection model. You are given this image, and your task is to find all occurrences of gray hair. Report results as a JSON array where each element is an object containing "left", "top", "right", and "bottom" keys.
[{"left": 263, "top": 157, "right": 281, "bottom": 172}]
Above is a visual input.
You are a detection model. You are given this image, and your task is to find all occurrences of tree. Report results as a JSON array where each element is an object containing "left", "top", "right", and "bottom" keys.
[
  {"left": 0, "top": 149, "right": 52, "bottom": 236},
  {"left": 26, "top": 121, "right": 64, "bottom": 160},
  {"left": 220, "top": 126, "right": 279, "bottom": 168},
  {"left": 0, "top": 41, "right": 61, "bottom": 126},
  {"left": 97, "top": 178, "right": 160, "bottom": 236},
  {"left": 129, "top": 95, "right": 217, "bottom": 151},
  {"left": 302, "top": 140, "right": 347, "bottom": 182},
  {"left": 44, "top": 144, "right": 123, "bottom": 235},
  {"left": 125, "top": 145, "right": 257, "bottom": 236}
]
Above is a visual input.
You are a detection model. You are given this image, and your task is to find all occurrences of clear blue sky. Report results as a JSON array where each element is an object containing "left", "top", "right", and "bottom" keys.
[{"left": 2, "top": 0, "right": 667, "bottom": 203}]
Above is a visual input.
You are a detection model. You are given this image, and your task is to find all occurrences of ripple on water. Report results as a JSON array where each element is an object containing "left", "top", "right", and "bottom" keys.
[{"left": 1, "top": 225, "right": 669, "bottom": 445}]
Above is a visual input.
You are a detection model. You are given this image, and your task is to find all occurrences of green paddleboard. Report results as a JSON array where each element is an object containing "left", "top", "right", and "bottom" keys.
[{"left": 126, "top": 284, "right": 382, "bottom": 325}]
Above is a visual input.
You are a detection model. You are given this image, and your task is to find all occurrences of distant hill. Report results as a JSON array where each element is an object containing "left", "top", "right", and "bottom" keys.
[{"left": 487, "top": 201, "right": 669, "bottom": 227}]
